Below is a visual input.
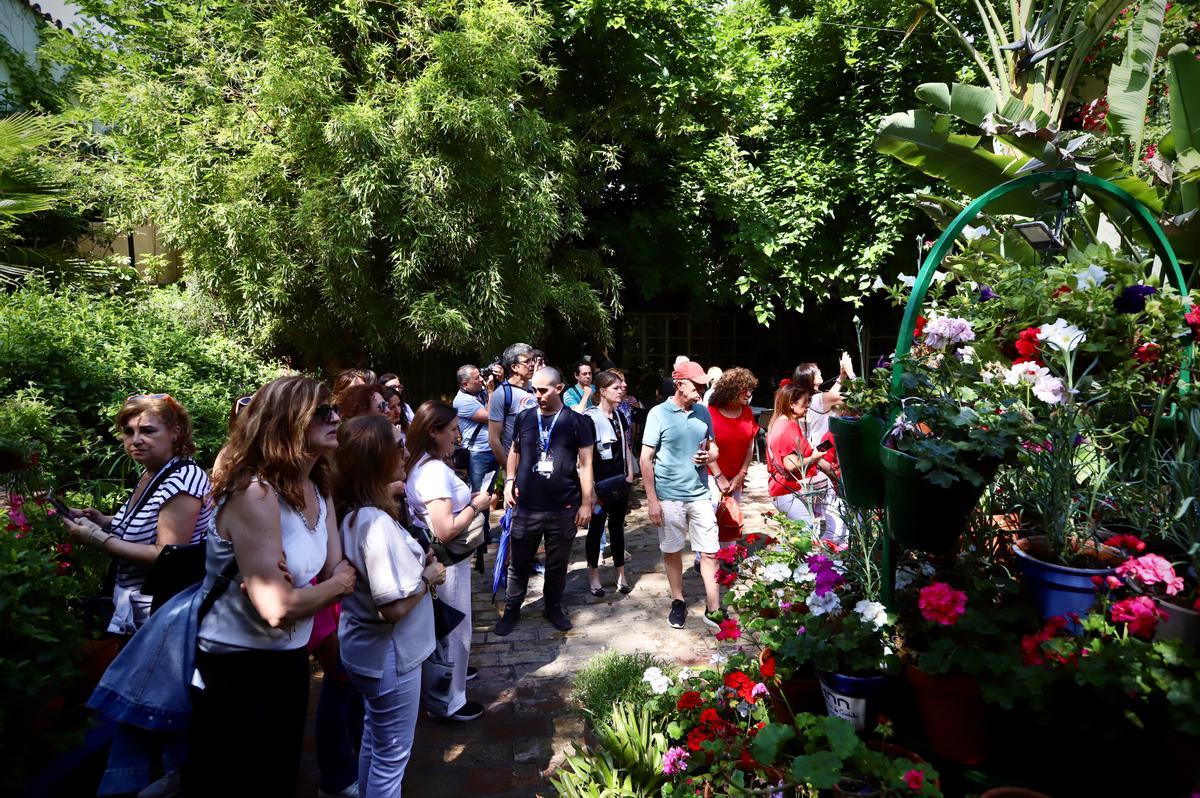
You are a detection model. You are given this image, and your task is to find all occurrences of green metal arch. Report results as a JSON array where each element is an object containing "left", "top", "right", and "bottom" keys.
[{"left": 890, "top": 169, "right": 1191, "bottom": 396}]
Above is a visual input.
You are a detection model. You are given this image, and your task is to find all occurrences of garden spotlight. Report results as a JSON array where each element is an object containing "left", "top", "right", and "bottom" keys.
[{"left": 1013, "top": 221, "right": 1065, "bottom": 252}]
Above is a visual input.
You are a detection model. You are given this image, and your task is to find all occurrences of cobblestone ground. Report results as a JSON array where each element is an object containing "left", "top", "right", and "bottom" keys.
[{"left": 298, "top": 463, "right": 777, "bottom": 797}]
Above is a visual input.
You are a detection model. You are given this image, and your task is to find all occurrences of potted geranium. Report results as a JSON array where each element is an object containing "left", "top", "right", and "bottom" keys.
[{"left": 893, "top": 555, "right": 1037, "bottom": 765}]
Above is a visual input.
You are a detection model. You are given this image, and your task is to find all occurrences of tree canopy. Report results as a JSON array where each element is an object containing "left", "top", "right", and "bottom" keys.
[{"left": 42, "top": 0, "right": 974, "bottom": 362}]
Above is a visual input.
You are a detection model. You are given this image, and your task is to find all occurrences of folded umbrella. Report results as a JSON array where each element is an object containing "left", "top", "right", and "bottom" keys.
[{"left": 491, "top": 507, "right": 513, "bottom": 599}]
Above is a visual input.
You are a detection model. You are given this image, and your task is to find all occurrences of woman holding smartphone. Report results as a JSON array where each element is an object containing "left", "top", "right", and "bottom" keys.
[
  {"left": 335, "top": 415, "right": 445, "bottom": 796},
  {"left": 766, "top": 382, "right": 840, "bottom": 540},
  {"left": 405, "top": 401, "right": 492, "bottom": 722},
  {"left": 62, "top": 394, "right": 213, "bottom": 635}
]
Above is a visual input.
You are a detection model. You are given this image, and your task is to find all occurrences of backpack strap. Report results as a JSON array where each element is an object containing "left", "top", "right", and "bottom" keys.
[{"left": 109, "top": 457, "right": 193, "bottom": 538}]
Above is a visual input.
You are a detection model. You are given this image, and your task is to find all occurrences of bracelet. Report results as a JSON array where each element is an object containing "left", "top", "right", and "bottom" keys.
[{"left": 505, "top": 477, "right": 515, "bottom": 483}]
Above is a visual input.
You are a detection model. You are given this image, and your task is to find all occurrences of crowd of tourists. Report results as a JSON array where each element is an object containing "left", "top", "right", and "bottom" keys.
[{"left": 66, "top": 344, "right": 853, "bottom": 798}]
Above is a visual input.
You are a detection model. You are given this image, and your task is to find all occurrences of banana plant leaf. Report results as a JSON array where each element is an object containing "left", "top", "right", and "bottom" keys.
[
  {"left": 1168, "top": 44, "right": 1200, "bottom": 214},
  {"left": 875, "top": 109, "right": 1046, "bottom": 215},
  {"left": 1107, "top": 0, "right": 1168, "bottom": 160}
]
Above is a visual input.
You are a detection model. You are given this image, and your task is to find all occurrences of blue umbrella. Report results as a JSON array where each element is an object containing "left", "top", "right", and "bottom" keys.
[{"left": 491, "top": 507, "right": 513, "bottom": 599}]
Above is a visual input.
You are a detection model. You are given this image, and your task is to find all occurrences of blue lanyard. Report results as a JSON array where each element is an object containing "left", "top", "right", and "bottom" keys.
[{"left": 537, "top": 408, "right": 564, "bottom": 452}]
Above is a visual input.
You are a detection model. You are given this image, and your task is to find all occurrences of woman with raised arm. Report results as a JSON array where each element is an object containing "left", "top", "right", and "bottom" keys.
[{"left": 185, "top": 376, "right": 357, "bottom": 798}]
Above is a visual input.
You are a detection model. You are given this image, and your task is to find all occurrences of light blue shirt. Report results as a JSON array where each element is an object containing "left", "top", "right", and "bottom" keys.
[
  {"left": 453, "top": 389, "right": 491, "bottom": 453},
  {"left": 642, "top": 399, "right": 713, "bottom": 502}
]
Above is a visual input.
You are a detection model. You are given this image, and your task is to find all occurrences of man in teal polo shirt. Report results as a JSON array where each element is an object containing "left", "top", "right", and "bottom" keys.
[{"left": 639, "top": 359, "right": 724, "bottom": 631}]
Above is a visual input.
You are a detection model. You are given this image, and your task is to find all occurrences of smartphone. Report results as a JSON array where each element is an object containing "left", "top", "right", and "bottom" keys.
[
  {"left": 816, "top": 439, "right": 834, "bottom": 453},
  {"left": 47, "top": 491, "right": 73, "bottom": 519},
  {"left": 480, "top": 471, "right": 497, "bottom": 494}
]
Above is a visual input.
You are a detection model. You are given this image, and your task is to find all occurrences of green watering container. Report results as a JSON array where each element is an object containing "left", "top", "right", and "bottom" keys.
[
  {"left": 829, "top": 414, "right": 886, "bottom": 510},
  {"left": 879, "top": 446, "right": 998, "bottom": 554}
]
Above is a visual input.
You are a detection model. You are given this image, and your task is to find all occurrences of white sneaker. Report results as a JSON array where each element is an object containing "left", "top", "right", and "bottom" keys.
[
  {"left": 318, "top": 782, "right": 361, "bottom": 798},
  {"left": 138, "top": 772, "right": 182, "bottom": 798}
]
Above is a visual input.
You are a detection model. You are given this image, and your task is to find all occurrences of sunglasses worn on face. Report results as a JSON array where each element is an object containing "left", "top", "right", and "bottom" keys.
[{"left": 315, "top": 403, "right": 340, "bottom": 422}]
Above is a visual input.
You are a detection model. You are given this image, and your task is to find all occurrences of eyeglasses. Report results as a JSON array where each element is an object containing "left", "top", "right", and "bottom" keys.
[
  {"left": 125, "top": 393, "right": 171, "bottom": 403},
  {"left": 315, "top": 403, "right": 340, "bottom": 422}
]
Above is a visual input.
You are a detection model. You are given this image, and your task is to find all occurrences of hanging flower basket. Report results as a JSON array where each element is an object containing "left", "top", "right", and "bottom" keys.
[
  {"left": 829, "top": 414, "right": 886, "bottom": 510},
  {"left": 880, "top": 446, "right": 998, "bottom": 554}
]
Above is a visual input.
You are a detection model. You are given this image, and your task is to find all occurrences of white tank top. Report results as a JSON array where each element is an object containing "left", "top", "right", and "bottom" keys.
[{"left": 197, "top": 482, "right": 329, "bottom": 652}]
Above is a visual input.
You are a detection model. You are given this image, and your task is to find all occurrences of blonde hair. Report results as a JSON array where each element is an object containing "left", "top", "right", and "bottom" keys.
[
  {"left": 211, "top": 375, "right": 333, "bottom": 511},
  {"left": 116, "top": 395, "right": 196, "bottom": 456}
]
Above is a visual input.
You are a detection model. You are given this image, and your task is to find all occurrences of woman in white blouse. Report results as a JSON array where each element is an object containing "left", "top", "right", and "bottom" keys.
[
  {"left": 335, "top": 415, "right": 445, "bottom": 797},
  {"left": 405, "top": 401, "right": 492, "bottom": 722}
]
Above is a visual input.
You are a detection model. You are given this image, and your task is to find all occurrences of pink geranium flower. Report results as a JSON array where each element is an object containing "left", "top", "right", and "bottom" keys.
[
  {"left": 715, "top": 618, "right": 742, "bottom": 642},
  {"left": 1115, "top": 554, "right": 1185, "bottom": 596},
  {"left": 902, "top": 768, "right": 925, "bottom": 790},
  {"left": 1110, "top": 595, "right": 1167, "bottom": 638},
  {"left": 662, "top": 746, "right": 690, "bottom": 775},
  {"left": 918, "top": 582, "right": 968, "bottom": 626}
]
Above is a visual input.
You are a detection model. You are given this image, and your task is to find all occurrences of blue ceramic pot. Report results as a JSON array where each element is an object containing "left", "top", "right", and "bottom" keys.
[
  {"left": 817, "top": 671, "right": 891, "bottom": 731},
  {"left": 1013, "top": 536, "right": 1120, "bottom": 628}
]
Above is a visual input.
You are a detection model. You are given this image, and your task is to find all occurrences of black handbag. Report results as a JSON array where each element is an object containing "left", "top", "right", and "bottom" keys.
[
  {"left": 431, "top": 595, "right": 465, "bottom": 639},
  {"left": 143, "top": 542, "right": 208, "bottom": 614},
  {"left": 594, "top": 474, "right": 631, "bottom": 505}
]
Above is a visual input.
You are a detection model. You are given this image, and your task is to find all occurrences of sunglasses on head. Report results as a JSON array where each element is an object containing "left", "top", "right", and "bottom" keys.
[
  {"left": 237, "top": 394, "right": 254, "bottom": 407},
  {"left": 125, "top": 393, "right": 171, "bottom": 403},
  {"left": 377, "top": 401, "right": 389, "bottom": 413},
  {"left": 315, "top": 403, "right": 340, "bottom": 422}
]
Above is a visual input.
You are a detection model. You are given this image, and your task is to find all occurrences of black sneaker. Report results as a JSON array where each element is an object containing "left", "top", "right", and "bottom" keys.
[
  {"left": 544, "top": 606, "right": 573, "bottom": 632},
  {"left": 703, "top": 607, "right": 727, "bottom": 630},
  {"left": 494, "top": 607, "right": 521, "bottom": 636},
  {"left": 433, "top": 700, "right": 485, "bottom": 722},
  {"left": 466, "top": 666, "right": 479, "bottom": 682},
  {"left": 668, "top": 599, "right": 687, "bottom": 629}
]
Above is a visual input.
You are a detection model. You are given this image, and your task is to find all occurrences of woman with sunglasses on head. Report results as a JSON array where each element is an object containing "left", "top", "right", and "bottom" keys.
[
  {"left": 63, "top": 394, "right": 214, "bottom": 636},
  {"left": 184, "top": 376, "right": 357, "bottom": 798},
  {"left": 405, "top": 401, "right": 492, "bottom": 722},
  {"left": 707, "top": 367, "right": 760, "bottom": 531},
  {"left": 334, "top": 415, "right": 446, "bottom": 796}
]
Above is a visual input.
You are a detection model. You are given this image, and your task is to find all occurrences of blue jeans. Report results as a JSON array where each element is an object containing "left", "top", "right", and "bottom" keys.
[
  {"left": 468, "top": 450, "right": 498, "bottom": 540},
  {"left": 348, "top": 650, "right": 422, "bottom": 798}
]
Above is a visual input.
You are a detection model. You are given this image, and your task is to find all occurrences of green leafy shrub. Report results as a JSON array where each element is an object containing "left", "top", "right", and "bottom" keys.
[
  {"left": 0, "top": 388, "right": 61, "bottom": 467},
  {"left": 0, "top": 280, "right": 282, "bottom": 484},
  {"left": 573, "top": 650, "right": 669, "bottom": 727},
  {"left": 551, "top": 702, "right": 668, "bottom": 798}
]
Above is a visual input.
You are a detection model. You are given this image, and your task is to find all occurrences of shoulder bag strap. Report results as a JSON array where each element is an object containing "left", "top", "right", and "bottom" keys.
[
  {"left": 197, "top": 558, "right": 240, "bottom": 623},
  {"left": 467, "top": 394, "right": 486, "bottom": 448},
  {"left": 110, "top": 457, "right": 192, "bottom": 538}
]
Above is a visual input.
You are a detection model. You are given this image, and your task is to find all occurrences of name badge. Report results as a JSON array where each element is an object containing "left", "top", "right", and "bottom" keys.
[
  {"left": 599, "top": 442, "right": 614, "bottom": 461},
  {"left": 535, "top": 452, "right": 554, "bottom": 477}
]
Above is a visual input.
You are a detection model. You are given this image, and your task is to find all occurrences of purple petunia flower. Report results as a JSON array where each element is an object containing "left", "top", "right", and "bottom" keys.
[
  {"left": 1114, "top": 284, "right": 1157, "bottom": 314},
  {"left": 979, "top": 284, "right": 999, "bottom": 302}
]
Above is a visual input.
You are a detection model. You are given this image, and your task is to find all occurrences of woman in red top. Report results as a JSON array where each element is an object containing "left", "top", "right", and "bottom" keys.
[
  {"left": 766, "top": 383, "right": 838, "bottom": 538},
  {"left": 706, "top": 367, "right": 759, "bottom": 509}
]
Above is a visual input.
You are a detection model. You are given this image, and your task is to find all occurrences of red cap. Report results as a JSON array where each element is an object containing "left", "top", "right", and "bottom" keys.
[{"left": 671, "top": 360, "right": 709, "bottom": 385}]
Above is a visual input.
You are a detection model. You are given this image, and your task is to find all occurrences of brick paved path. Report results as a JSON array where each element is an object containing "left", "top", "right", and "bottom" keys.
[{"left": 298, "top": 464, "right": 776, "bottom": 797}]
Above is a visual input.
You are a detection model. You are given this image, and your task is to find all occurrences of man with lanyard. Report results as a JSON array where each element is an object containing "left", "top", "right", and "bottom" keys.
[
  {"left": 495, "top": 366, "right": 596, "bottom": 635},
  {"left": 453, "top": 363, "right": 495, "bottom": 531},
  {"left": 563, "top": 359, "right": 594, "bottom": 413},
  {"left": 640, "top": 359, "right": 724, "bottom": 631}
]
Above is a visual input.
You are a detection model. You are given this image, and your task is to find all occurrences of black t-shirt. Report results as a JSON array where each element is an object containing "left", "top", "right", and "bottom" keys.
[
  {"left": 512, "top": 406, "right": 596, "bottom": 511},
  {"left": 589, "top": 410, "right": 628, "bottom": 483}
]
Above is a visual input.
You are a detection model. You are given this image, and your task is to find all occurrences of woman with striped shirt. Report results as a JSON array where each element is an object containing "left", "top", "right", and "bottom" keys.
[{"left": 64, "top": 394, "right": 214, "bottom": 635}]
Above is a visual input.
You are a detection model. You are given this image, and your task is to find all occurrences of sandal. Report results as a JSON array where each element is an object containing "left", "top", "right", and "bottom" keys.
[
  {"left": 617, "top": 582, "right": 633, "bottom": 594},
  {"left": 590, "top": 586, "right": 606, "bottom": 597}
]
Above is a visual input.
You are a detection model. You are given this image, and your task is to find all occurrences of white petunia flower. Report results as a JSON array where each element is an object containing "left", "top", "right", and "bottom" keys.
[
  {"left": 761, "top": 562, "right": 794, "bottom": 584},
  {"left": 1032, "top": 373, "right": 1067, "bottom": 405},
  {"left": 792, "top": 562, "right": 815, "bottom": 584},
  {"left": 642, "top": 667, "right": 671, "bottom": 695},
  {"left": 853, "top": 600, "right": 889, "bottom": 630},
  {"left": 806, "top": 591, "right": 843, "bottom": 617},
  {"left": 1037, "top": 318, "right": 1086, "bottom": 353},
  {"left": 1074, "top": 264, "right": 1108, "bottom": 290},
  {"left": 678, "top": 667, "right": 695, "bottom": 682},
  {"left": 709, "top": 651, "right": 729, "bottom": 666},
  {"left": 897, "top": 273, "right": 917, "bottom": 289},
  {"left": 962, "top": 224, "right": 989, "bottom": 242},
  {"left": 871, "top": 276, "right": 886, "bottom": 291},
  {"left": 1004, "top": 361, "right": 1048, "bottom": 386}
]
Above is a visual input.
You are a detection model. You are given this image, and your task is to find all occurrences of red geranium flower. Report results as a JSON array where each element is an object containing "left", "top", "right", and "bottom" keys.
[
  {"left": 902, "top": 769, "right": 925, "bottom": 791},
  {"left": 1053, "top": 285, "right": 1072, "bottom": 297},
  {"left": 918, "top": 582, "right": 968, "bottom": 626},
  {"left": 715, "top": 618, "right": 742, "bottom": 641},
  {"left": 759, "top": 656, "right": 776, "bottom": 679},
  {"left": 714, "top": 569, "right": 737, "bottom": 587},
  {"left": 913, "top": 315, "right": 927, "bottom": 340},
  {"left": 723, "top": 671, "right": 756, "bottom": 702},
  {"left": 1014, "top": 326, "right": 1043, "bottom": 364},
  {"left": 1107, "top": 533, "right": 1146, "bottom": 553},
  {"left": 687, "top": 726, "right": 714, "bottom": 751},
  {"left": 1133, "top": 342, "right": 1161, "bottom": 364},
  {"left": 713, "top": 547, "right": 739, "bottom": 566},
  {"left": 677, "top": 691, "right": 703, "bottom": 711}
]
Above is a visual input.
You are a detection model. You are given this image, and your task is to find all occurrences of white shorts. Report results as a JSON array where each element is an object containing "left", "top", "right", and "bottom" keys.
[{"left": 657, "top": 499, "right": 719, "bottom": 555}]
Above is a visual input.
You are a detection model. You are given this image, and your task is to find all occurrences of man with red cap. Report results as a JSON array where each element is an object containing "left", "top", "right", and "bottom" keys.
[{"left": 639, "top": 359, "right": 724, "bottom": 630}]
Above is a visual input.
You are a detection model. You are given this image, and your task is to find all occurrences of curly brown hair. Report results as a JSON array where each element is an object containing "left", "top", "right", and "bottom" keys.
[{"left": 707, "top": 367, "right": 758, "bottom": 408}]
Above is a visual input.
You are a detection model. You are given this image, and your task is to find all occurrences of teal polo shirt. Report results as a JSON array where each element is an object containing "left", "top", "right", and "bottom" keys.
[{"left": 642, "top": 398, "right": 714, "bottom": 502}]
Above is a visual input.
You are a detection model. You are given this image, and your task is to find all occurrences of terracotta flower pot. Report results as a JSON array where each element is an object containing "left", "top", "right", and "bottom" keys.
[{"left": 904, "top": 666, "right": 989, "bottom": 765}]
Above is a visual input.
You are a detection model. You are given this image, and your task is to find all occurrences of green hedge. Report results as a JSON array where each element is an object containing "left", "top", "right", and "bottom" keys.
[{"left": 0, "top": 280, "right": 282, "bottom": 489}]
